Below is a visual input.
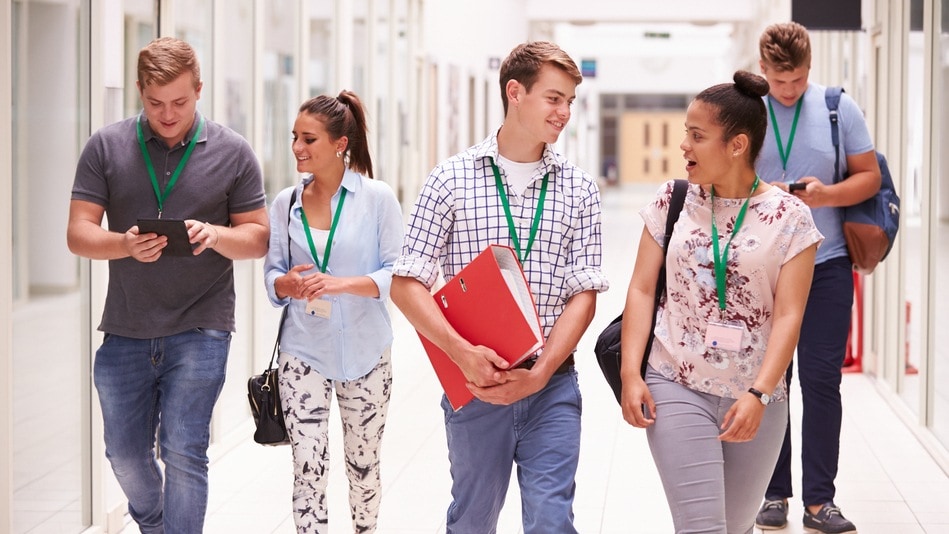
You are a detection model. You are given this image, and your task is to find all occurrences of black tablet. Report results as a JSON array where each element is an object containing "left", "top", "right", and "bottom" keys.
[{"left": 137, "top": 218, "right": 195, "bottom": 256}]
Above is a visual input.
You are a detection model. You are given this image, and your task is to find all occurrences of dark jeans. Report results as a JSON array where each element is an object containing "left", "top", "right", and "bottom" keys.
[{"left": 765, "top": 256, "right": 853, "bottom": 506}]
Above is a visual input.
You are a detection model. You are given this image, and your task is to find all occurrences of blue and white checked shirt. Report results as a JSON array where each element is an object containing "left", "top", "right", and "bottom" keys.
[{"left": 393, "top": 131, "right": 609, "bottom": 341}]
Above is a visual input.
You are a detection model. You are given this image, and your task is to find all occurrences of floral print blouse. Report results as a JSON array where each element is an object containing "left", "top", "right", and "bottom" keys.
[{"left": 641, "top": 180, "right": 824, "bottom": 402}]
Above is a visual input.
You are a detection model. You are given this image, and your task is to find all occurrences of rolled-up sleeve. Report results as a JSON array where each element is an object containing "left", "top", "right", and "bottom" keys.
[
  {"left": 563, "top": 181, "right": 609, "bottom": 298},
  {"left": 392, "top": 169, "right": 454, "bottom": 289},
  {"left": 365, "top": 183, "right": 404, "bottom": 300}
]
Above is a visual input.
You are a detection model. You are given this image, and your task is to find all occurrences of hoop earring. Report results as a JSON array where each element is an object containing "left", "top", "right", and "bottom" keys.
[{"left": 336, "top": 151, "right": 342, "bottom": 158}]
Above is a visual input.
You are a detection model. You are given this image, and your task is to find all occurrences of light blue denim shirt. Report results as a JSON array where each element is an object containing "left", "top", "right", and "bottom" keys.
[{"left": 264, "top": 170, "right": 404, "bottom": 380}]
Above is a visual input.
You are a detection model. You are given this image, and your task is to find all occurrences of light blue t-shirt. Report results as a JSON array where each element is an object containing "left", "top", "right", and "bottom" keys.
[
  {"left": 756, "top": 83, "right": 874, "bottom": 264},
  {"left": 264, "top": 170, "right": 404, "bottom": 381}
]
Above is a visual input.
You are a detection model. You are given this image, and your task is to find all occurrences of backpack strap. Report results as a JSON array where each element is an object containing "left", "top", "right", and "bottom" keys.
[
  {"left": 638, "top": 179, "right": 689, "bottom": 376},
  {"left": 825, "top": 86, "right": 844, "bottom": 183}
]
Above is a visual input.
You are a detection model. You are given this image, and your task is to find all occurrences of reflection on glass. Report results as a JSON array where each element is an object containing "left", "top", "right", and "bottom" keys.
[
  {"left": 309, "top": 0, "right": 334, "bottom": 99},
  {"left": 900, "top": 14, "right": 925, "bottom": 416},
  {"left": 263, "top": 0, "right": 299, "bottom": 197},
  {"left": 930, "top": 0, "right": 949, "bottom": 450},
  {"left": 222, "top": 0, "right": 255, "bottom": 137},
  {"left": 123, "top": 0, "right": 157, "bottom": 119},
  {"left": 12, "top": 0, "right": 90, "bottom": 531},
  {"left": 352, "top": 0, "right": 368, "bottom": 97},
  {"left": 175, "top": 0, "right": 213, "bottom": 118}
]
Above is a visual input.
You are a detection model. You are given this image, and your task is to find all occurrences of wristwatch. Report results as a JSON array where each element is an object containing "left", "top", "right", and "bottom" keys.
[{"left": 748, "top": 387, "right": 771, "bottom": 405}]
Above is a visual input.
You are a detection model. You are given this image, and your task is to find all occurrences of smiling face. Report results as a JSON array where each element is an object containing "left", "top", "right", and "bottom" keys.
[
  {"left": 760, "top": 62, "right": 809, "bottom": 107},
  {"left": 291, "top": 112, "right": 347, "bottom": 177},
  {"left": 507, "top": 64, "right": 576, "bottom": 147},
  {"left": 680, "top": 100, "right": 732, "bottom": 187},
  {"left": 138, "top": 72, "right": 202, "bottom": 148}
]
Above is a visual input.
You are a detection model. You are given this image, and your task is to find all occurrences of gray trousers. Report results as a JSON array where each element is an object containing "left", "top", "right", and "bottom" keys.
[{"left": 645, "top": 368, "right": 787, "bottom": 534}]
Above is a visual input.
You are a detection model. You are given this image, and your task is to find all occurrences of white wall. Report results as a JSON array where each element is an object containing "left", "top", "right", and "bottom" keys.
[{"left": 553, "top": 22, "right": 736, "bottom": 95}]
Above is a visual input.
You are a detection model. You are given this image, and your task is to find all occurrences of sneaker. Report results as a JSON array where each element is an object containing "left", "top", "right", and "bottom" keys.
[
  {"left": 802, "top": 502, "right": 857, "bottom": 534},
  {"left": 755, "top": 499, "right": 788, "bottom": 530}
]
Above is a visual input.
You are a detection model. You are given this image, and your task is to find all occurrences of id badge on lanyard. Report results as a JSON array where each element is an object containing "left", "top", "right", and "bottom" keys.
[
  {"left": 705, "top": 322, "right": 745, "bottom": 352},
  {"left": 705, "top": 177, "right": 758, "bottom": 354}
]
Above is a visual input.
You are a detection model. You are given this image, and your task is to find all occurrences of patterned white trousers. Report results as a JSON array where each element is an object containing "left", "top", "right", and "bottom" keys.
[{"left": 278, "top": 348, "right": 392, "bottom": 534}]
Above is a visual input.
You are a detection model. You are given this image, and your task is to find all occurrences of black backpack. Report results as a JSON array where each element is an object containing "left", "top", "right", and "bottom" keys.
[{"left": 825, "top": 87, "right": 900, "bottom": 274}]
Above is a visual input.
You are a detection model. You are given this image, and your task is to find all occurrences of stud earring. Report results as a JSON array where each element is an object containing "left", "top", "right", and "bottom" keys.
[
  {"left": 336, "top": 151, "right": 342, "bottom": 158},
  {"left": 733, "top": 152, "right": 739, "bottom": 157}
]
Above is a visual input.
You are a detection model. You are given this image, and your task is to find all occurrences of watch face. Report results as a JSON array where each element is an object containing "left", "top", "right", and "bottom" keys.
[{"left": 750, "top": 388, "right": 770, "bottom": 405}]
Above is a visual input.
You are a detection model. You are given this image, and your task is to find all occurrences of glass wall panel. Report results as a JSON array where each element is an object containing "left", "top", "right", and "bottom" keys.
[
  {"left": 900, "top": 1, "right": 925, "bottom": 415},
  {"left": 352, "top": 0, "right": 368, "bottom": 96},
  {"left": 11, "top": 0, "right": 89, "bottom": 531},
  {"left": 123, "top": 0, "right": 157, "bottom": 119},
  {"left": 262, "top": 0, "right": 299, "bottom": 196},
  {"left": 309, "top": 0, "right": 334, "bottom": 98},
  {"left": 930, "top": 0, "right": 949, "bottom": 447},
  {"left": 219, "top": 0, "right": 256, "bottom": 138},
  {"left": 174, "top": 0, "right": 214, "bottom": 117}
]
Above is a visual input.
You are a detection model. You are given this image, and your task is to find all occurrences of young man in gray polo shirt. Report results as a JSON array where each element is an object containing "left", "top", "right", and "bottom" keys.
[{"left": 67, "top": 37, "right": 268, "bottom": 533}]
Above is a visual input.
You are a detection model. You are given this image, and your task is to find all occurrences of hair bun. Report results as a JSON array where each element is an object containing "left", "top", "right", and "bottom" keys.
[{"left": 734, "top": 70, "right": 770, "bottom": 98}]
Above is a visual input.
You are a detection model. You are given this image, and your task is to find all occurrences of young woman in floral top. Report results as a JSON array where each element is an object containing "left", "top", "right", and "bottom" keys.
[{"left": 618, "top": 70, "right": 823, "bottom": 533}]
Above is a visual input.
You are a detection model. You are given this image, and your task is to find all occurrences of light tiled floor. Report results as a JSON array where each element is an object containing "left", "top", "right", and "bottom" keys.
[{"left": 194, "top": 184, "right": 949, "bottom": 534}]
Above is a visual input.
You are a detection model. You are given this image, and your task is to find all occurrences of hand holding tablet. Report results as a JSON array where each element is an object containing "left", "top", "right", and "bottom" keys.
[{"left": 137, "top": 218, "right": 195, "bottom": 256}]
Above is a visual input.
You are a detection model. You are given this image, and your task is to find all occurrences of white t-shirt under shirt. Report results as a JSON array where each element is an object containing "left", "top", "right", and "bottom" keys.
[{"left": 496, "top": 154, "right": 542, "bottom": 197}]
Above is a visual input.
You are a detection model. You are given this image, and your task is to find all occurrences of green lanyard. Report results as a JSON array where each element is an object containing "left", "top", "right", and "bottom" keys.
[
  {"left": 299, "top": 189, "right": 347, "bottom": 273},
  {"left": 710, "top": 176, "right": 759, "bottom": 314},
  {"left": 490, "top": 159, "right": 549, "bottom": 263},
  {"left": 767, "top": 97, "right": 802, "bottom": 179},
  {"left": 136, "top": 114, "right": 205, "bottom": 217}
]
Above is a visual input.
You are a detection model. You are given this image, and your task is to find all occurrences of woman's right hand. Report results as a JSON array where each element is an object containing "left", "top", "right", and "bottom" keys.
[
  {"left": 621, "top": 376, "right": 656, "bottom": 428},
  {"left": 275, "top": 263, "right": 316, "bottom": 300}
]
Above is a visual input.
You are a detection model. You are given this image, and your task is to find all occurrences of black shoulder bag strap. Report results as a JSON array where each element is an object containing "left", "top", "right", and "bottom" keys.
[
  {"left": 638, "top": 178, "right": 689, "bottom": 376},
  {"left": 825, "top": 86, "right": 844, "bottom": 184},
  {"left": 607, "top": 180, "right": 689, "bottom": 380},
  {"left": 268, "top": 188, "right": 298, "bottom": 372}
]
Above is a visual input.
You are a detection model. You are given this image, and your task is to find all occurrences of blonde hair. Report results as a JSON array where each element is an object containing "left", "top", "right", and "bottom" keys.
[
  {"left": 759, "top": 22, "right": 812, "bottom": 72},
  {"left": 137, "top": 37, "right": 201, "bottom": 89}
]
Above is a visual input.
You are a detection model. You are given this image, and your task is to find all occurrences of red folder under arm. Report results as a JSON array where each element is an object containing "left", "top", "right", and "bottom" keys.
[{"left": 417, "top": 244, "right": 544, "bottom": 411}]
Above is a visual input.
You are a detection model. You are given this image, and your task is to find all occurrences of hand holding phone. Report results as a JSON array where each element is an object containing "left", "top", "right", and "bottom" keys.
[{"left": 788, "top": 182, "right": 807, "bottom": 192}]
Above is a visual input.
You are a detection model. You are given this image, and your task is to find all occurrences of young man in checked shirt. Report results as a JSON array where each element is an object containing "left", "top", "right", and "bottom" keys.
[{"left": 391, "top": 41, "right": 609, "bottom": 534}]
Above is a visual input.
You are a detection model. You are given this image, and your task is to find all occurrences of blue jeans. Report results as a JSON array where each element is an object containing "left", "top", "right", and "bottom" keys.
[
  {"left": 766, "top": 256, "right": 853, "bottom": 506},
  {"left": 441, "top": 369, "right": 582, "bottom": 534},
  {"left": 94, "top": 328, "right": 231, "bottom": 534}
]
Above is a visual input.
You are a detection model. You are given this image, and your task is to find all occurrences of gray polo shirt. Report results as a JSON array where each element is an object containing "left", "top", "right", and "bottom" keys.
[{"left": 72, "top": 111, "right": 266, "bottom": 338}]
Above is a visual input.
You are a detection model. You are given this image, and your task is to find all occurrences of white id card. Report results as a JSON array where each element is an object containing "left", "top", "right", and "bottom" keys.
[
  {"left": 705, "top": 322, "right": 744, "bottom": 352},
  {"left": 305, "top": 298, "right": 332, "bottom": 319}
]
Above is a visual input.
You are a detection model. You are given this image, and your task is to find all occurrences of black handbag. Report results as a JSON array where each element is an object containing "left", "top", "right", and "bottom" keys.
[
  {"left": 247, "top": 310, "right": 290, "bottom": 446},
  {"left": 247, "top": 189, "right": 297, "bottom": 446},
  {"left": 595, "top": 179, "right": 688, "bottom": 405}
]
